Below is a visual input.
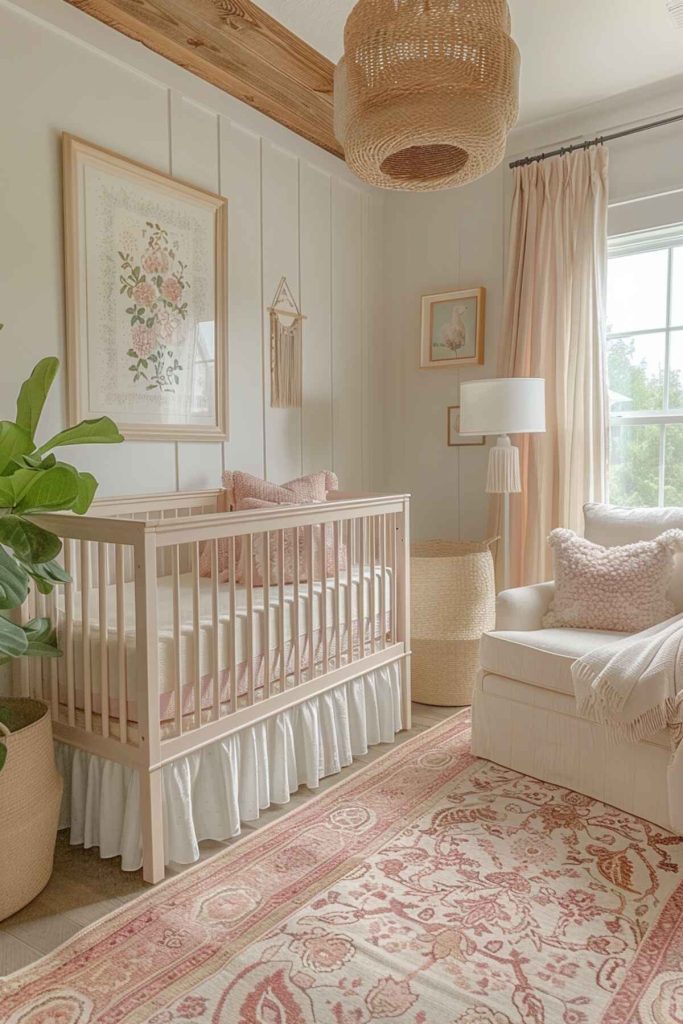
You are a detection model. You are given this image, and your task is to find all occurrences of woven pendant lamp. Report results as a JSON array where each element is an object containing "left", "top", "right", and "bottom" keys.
[{"left": 334, "top": 0, "right": 520, "bottom": 192}]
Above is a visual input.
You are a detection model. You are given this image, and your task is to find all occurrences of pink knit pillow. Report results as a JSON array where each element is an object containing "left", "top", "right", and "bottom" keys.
[
  {"left": 226, "top": 470, "right": 338, "bottom": 510},
  {"left": 543, "top": 528, "right": 683, "bottom": 633},
  {"left": 199, "top": 470, "right": 340, "bottom": 586},
  {"left": 238, "top": 497, "right": 344, "bottom": 585}
]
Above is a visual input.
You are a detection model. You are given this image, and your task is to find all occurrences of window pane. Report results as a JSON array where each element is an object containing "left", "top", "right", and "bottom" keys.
[
  {"left": 607, "top": 249, "right": 669, "bottom": 334},
  {"left": 672, "top": 247, "right": 683, "bottom": 328},
  {"left": 607, "top": 333, "right": 665, "bottom": 412},
  {"left": 665, "top": 424, "right": 683, "bottom": 505},
  {"left": 609, "top": 423, "right": 661, "bottom": 507},
  {"left": 667, "top": 330, "right": 683, "bottom": 411}
]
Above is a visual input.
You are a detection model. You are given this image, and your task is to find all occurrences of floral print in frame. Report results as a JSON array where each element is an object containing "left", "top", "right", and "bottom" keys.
[{"left": 63, "top": 133, "right": 228, "bottom": 441}]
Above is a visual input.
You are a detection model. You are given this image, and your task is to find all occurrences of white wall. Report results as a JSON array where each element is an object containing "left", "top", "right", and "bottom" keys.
[
  {"left": 378, "top": 170, "right": 505, "bottom": 542},
  {"left": 0, "top": 0, "right": 384, "bottom": 497},
  {"left": 378, "top": 75, "right": 683, "bottom": 542}
]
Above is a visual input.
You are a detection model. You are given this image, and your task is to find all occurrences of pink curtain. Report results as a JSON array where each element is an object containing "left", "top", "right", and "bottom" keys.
[{"left": 496, "top": 146, "right": 609, "bottom": 587}]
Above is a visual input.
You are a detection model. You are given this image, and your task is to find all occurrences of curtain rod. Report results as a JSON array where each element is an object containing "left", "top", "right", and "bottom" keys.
[{"left": 509, "top": 111, "right": 683, "bottom": 169}]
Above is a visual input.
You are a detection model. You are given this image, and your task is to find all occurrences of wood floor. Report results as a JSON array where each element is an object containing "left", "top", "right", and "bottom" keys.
[{"left": 0, "top": 703, "right": 461, "bottom": 976}]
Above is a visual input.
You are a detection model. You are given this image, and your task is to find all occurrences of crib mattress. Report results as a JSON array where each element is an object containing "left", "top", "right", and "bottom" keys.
[{"left": 56, "top": 568, "right": 392, "bottom": 725}]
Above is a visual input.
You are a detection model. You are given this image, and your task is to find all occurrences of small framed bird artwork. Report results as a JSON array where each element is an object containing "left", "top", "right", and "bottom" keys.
[{"left": 420, "top": 287, "right": 485, "bottom": 369}]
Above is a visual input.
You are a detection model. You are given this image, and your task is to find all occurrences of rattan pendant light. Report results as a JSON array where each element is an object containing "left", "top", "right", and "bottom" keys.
[{"left": 334, "top": 0, "right": 520, "bottom": 192}]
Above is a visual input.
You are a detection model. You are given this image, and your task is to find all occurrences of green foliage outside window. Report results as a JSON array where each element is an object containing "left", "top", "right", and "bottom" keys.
[{"left": 608, "top": 338, "right": 683, "bottom": 508}]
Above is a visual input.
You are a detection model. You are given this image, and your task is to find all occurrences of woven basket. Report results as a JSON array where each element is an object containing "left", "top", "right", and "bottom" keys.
[
  {"left": 0, "top": 698, "right": 63, "bottom": 921},
  {"left": 411, "top": 540, "right": 496, "bottom": 706}
]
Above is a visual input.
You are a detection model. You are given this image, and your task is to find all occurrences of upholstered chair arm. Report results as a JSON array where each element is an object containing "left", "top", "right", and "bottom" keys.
[{"left": 495, "top": 582, "right": 555, "bottom": 631}]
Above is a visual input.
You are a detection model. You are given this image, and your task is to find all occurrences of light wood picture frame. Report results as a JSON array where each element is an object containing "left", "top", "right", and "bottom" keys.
[
  {"left": 447, "top": 406, "right": 485, "bottom": 447},
  {"left": 63, "top": 133, "right": 228, "bottom": 442},
  {"left": 420, "top": 287, "right": 485, "bottom": 369}
]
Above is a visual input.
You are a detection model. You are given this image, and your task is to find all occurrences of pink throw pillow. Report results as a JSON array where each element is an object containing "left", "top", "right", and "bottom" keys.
[
  {"left": 200, "top": 470, "right": 340, "bottom": 586},
  {"left": 543, "top": 528, "right": 683, "bottom": 633}
]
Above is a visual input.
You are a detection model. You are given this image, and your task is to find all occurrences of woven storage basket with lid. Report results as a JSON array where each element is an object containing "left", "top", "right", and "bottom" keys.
[
  {"left": 411, "top": 540, "right": 496, "bottom": 706},
  {"left": 0, "top": 698, "right": 63, "bottom": 921}
]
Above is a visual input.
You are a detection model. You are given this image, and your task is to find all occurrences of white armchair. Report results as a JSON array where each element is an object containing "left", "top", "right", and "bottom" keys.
[{"left": 472, "top": 503, "right": 683, "bottom": 834}]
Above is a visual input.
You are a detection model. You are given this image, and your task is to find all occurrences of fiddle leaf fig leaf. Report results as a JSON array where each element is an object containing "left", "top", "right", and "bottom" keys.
[
  {"left": 15, "top": 357, "right": 59, "bottom": 440},
  {"left": 0, "top": 422, "right": 33, "bottom": 476},
  {"left": 0, "top": 614, "right": 29, "bottom": 659},
  {"left": 23, "top": 617, "right": 61, "bottom": 657},
  {"left": 72, "top": 472, "right": 98, "bottom": 515},
  {"left": 0, "top": 469, "right": 40, "bottom": 510},
  {"left": 36, "top": 417, "right": 124, "bottom": 455},
  {"left": 0, "top": 517, "right": 62, "bottom": 564},
  {"left": 13, "top": 464, "right": 80, "bottom": 515},
  {"left": 0, "top": 547, "right": 30, "bottom": 610},
  {"left": 19, "top": 558, "right": 71, "bottom": 597}
]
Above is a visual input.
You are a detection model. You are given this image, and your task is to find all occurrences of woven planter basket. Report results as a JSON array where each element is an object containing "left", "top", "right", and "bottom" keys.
[
  {"left": 411, "top": 540, "right": 496, "bottom": 706},
  {"left": 0, "top": 698, "right": 63, "bottom": 921}
]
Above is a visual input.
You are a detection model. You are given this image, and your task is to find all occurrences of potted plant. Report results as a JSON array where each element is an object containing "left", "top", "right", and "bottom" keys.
[{"left": 0, "top": 353, "right": 123, "bottom": 920}]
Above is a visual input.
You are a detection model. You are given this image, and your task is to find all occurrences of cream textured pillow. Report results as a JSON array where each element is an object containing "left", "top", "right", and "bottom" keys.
[{"left": 543, "top": 528, "right": 683, "bottom": 633}]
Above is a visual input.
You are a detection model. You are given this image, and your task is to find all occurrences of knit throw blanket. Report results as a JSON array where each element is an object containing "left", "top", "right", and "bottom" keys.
[{"left": 573, "top": 613, "right": 683, "bottom": 745}]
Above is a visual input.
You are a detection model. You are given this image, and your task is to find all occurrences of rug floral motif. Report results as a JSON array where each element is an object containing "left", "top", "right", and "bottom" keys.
[{"left": 2, "top": 712, "right": 683, "bottom": 1024}]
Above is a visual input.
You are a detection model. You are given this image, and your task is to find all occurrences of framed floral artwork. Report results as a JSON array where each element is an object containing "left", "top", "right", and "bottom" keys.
[
  {"left": 420, "top": 287, "right": 485, "bottom": 369},
  {"left": 63, "top": 134, "right": 228, "bottom": 441},
  {"left": 447, "top": 406, "right": 485, "bottom": 447}
]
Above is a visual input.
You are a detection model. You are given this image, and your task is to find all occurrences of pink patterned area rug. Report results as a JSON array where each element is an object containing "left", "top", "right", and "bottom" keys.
[{"left": 3, "top": 711, "right": 683, "bottom": 1024}]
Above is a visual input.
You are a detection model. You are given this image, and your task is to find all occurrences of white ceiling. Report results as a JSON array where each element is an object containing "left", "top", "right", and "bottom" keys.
[{"left": 258, "top": 0, "right": 683, "bottom": 127}]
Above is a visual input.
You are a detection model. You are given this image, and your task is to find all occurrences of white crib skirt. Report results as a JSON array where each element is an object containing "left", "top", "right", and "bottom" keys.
[{"left": 55, "top": 662, "right": 403, "bottom": 871}]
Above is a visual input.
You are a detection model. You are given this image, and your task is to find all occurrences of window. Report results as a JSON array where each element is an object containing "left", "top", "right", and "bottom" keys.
[{"left": 606, "top": 226, "right": 683, "bottom": 507}]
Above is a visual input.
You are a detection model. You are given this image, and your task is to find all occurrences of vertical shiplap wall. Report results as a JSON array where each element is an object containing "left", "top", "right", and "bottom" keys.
[{"left": 0, "top": 0, "right": 382, "bottom": 497}]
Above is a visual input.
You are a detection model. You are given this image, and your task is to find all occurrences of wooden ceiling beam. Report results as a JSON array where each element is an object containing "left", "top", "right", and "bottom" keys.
[{"left": 64, "top": 0, "right": 343, "bottom": 158}]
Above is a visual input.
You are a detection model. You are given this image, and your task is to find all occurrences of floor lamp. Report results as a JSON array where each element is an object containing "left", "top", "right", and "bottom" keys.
[{"left": 459, "top": 378, "right": 546, "bottom": 591}]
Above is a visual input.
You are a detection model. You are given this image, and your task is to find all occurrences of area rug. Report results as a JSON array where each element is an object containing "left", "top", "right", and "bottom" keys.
[{"left": 2, "top": 711, "right": 683, "bottom": 1024}]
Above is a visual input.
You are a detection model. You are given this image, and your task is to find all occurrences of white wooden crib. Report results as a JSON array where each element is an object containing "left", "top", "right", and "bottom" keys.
[{"left": 12, "top": 489, "right": 411, "bottom": 882}]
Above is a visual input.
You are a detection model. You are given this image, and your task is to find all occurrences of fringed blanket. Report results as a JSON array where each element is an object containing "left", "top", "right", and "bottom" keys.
[{"left": 573, "top": 613, "right": 683, "bottom": 744}]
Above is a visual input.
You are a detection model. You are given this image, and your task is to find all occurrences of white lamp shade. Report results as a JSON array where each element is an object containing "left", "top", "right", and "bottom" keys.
[{"left": 459, "top": 378, "right": 546, "bottom": 436}]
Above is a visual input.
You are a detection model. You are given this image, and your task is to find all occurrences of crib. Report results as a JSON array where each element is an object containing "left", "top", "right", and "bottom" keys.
[{"left": 12, "top": 489, "right": 411, "bottom": 882}]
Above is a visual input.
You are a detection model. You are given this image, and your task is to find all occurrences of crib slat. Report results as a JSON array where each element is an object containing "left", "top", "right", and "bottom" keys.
[
  {"left": 211, "top": 539, "right": 220, "bottom": 721},
  {"left": 80, "top": 541, "right": 92, "bottom": 732},
  {"left": 192, "top": 542, "right": 202, "bottom": 729},
  {"left": 320, "top": 523, "right": 328, "bottom": 675},
  {"left": 369, "top": 518, "right": 376, "bottom": 655},
  {"left": 379, "top": 514, "right": 387, "bottom": 651},
  {"left": 306, "top": 525, "right": 315, "bottom": 681},
  {"left": 278, "top": 530, "right": 286, "bottom": 691},
  {"left": 33, "top": 590, "right": 46, "bottom": 701},
  {"left": 245, "top": 533, "right": 254, "bottom": 705},
  {"left": 172, "top": 545, "right": 182, "bottom": 737},
  {"left": 115, "top": 544, "right": 127, "bottom": 745},
  {"left": 292, "top": 527, "right": 301, "bottom": 686},
  {"left": 346, "top": 519, "right": 353, "bottom": 665},
  {"left": 358, "top": 518, "right": 366, "bottom": 659},
  {"left": 262, "top": 532, "right": 270, "bottom": 700},
  {"left": 229, "top": 536, "right": 237, "bottom": 715},
  {"left": 391, "top": 513, "right": 398, "bottom": 644},
  {"left": 47, "top": 587, "right": 58, "bottom": 719},
  {"left": 333, "top": 521, "right": 341, "bottom": 669},
  {"left": 98, "top": 544, "right": 110, "bottom": 738},
  {"left": 64, "top": 539, "right": 75, "bottom": 727}
]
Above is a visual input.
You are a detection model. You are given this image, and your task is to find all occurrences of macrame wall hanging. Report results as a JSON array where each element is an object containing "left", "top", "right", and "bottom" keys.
[{"left": 268, "top": 277, "right": 305, "bottom": 409}]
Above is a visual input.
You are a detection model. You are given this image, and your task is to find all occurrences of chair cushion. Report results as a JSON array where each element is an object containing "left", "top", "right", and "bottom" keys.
[{"left": 481, "top": 627, "right": 628, "bottom": 695}]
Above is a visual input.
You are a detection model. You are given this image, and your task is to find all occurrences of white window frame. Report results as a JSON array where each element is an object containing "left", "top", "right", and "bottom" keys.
[{"left": 607, "top": 224, "right": 683, "bottom": 506}]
